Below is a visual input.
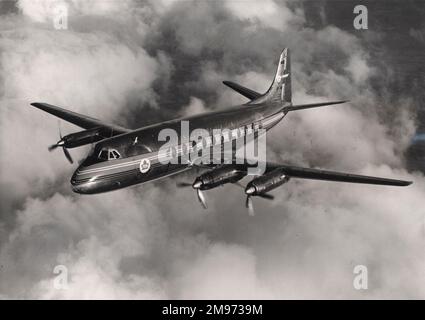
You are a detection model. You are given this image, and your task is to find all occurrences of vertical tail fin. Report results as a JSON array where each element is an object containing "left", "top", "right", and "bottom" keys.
[
  {"left": 252, "top": 48, "right": 291, "bottom": 105},
  {"left": 266, "top": 48, "right": 291, "bottom": 103}
]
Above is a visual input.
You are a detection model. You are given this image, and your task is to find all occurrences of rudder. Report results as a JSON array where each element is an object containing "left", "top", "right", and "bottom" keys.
[{"left": 251, "top": 48, "right": 291, "bottom": 105}]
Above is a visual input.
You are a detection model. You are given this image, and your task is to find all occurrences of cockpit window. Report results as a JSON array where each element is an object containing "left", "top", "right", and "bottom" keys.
[
  {"left": 109, "top": 149, "right": 121, "bottom": 160},
  {"left": 98, "top": 149, "right": 109, "bottom": 160},
  {"left": 97, "top": 148, "right": 121, "bottom": 161}
]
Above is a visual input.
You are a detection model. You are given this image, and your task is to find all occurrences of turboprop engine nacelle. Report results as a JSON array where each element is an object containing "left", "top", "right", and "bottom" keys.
[
  {"left": 245, "top": 168, "right": 290, "bottom": 196},
  {"left": 60, "top": 127, "right": 105, "bottom": 149},
  {"left": 193, "top": 166, "right": 247, "bottom": 190}
]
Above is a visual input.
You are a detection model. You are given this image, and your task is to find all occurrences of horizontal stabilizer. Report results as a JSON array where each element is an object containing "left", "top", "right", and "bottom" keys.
[
  {"left": 222, "top": 81, "right": 261, "bottom": 100},
  {"left": 278, "top": 165, "right": 412, "bottom": 186},
  {"left": 283, "top": 100, "right": 349, "bottom": 112}
]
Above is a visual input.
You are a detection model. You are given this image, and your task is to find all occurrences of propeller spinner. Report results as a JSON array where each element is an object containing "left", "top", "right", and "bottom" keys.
[
  {"left": 48, "top": 125, "right": 73, "bottom": 164},
  {"left": 244, "top": 185, "right": 274, "bottom": 216}
]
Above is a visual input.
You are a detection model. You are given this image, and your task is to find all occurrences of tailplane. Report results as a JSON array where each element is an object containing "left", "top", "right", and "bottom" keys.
[
  {"left": 222, "top": 81, "right": 261, "bottom": 100},
  {"left": 223, "top": 48, "right": 348, "bottom": 110}
]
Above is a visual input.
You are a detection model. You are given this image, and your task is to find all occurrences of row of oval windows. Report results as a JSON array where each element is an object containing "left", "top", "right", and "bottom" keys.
[{"left": 96, "top": 123, "right": 262, "bottom": 161}]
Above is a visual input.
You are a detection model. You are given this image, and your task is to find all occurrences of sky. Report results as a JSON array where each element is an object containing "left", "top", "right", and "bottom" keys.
[{"left": 0, "top": 0, "right": 424, "bottom": 299}]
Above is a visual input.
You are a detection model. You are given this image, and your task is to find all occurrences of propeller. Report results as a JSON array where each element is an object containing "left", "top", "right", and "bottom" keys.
[
  {"left": 176, "top": 182, "right": 192, "bottom": 187},
  {"left": 176, "top": 178, "right": 275, "bottom": 214},
  {"left": 245, "top": 195, "right": 255, "bottom": 216},
  {"left": 176, "top": 179, "right": 208, "bottom": 209},
  {"left": 244, "top": 184, "right": 274, "bottom": 216},
  {"left": 48, "top": 124, "right": 73, "bottom": 164},
  {"left": 196, "top": 188, "right": 208, "bottom": 209}
]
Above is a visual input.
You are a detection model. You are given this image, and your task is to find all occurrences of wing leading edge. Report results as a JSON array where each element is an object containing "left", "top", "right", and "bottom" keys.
[
  {"left": 30, "top": 102, "right": 130, "bottom": 135},
  {"left": 267, "top": 163, "right": 412, "bottom": 186}
]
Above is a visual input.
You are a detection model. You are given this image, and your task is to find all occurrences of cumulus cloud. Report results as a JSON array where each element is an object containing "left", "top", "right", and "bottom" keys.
[
  {"left": 16, "top": 0, "right": 136, "bottom": 23},
  {"left": 0, "top": 0, "right": 424, "bottom": 299},
  {"left": 0, "top": 2, "right": 159, "bottom": 200},
  {"left": 180, "top": 97, "right": 206, "bottom": 116},
  {"left": 224, "top": 0, "right": 304, "bottom": 31}
]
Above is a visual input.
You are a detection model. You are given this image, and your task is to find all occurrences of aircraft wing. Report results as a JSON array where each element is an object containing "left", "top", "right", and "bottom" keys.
[
  {"left": 264, "top": 163, "right": 412, "bottom": 186},
  {"left": 30, "top": 102, "right": 131, "bottom": 135},
  {"left": 192, "top": 157, "right": 411, "bottom": 186}
]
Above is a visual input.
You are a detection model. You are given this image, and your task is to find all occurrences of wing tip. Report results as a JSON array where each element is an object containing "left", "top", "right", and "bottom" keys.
[
  {"left": 328, "top": 99, "right": 350, "bottom": 105},
  {"left": 30, "top": 102, "right": 45, "bottom": 108},
  {"left": 391, "top": 179, "right": 412, "bottom": 186}
]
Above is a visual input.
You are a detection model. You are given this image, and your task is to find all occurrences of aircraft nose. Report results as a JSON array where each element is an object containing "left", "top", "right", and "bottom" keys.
[
  {"left": 71, "top": 168, "right": 95, "bottom": 194},
  {"left": 71, "top": 173, "right": 84, "bottom": 194},
  {"left": 71, "top": 181, "right": 84, "bottom": 194}
]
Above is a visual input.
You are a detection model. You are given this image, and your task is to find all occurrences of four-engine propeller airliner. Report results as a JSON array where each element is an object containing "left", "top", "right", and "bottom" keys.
[{"left": 31, "top": 48, "right": 412, "bottom": 214}]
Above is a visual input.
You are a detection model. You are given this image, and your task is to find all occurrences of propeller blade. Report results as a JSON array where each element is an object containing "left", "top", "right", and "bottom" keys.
[
  {"left": 176, "top": 182, "right": 192, "bottom": 188},
  {"left": 48, "top": 144, "right": 59, "bottom": 152},
  {"left": 245, "top": 196, "right": 255, "bottom": 216},
  {"left": 259, "top": 193, "right": 274, "bottom": 200},
  {"left": 197, "top": 189, "right": 208, "bottom": 209},
  {"left": 48, "top": 122, "right": 73, "bottom": 164},
  {"left": 58, "top": 121, "right": 63, "bottom": 139},
  {"left": 62, "top": 147, "right": 73, "bottom": 164}
]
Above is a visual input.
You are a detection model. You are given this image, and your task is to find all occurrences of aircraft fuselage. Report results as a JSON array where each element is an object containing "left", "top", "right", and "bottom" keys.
[{"left": 71, "top": 102, "right": 285, "bottom": 194}]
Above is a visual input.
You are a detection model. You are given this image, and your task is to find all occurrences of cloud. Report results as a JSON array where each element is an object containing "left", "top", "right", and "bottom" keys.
[
  {"left": 1, "top": 191, "right": 167, "bottom": 299},
  {"left": 16, "top": 0, "right": 136, "bottom": 23},
  {"left": 180, "top": 97, "right": 206, "bottom": 116},
  {"left": 174, "top": 243, "right": 273, "bottom": 299},
  {"left": 0, "top": 0, "right": 424, "bottom": 299},
  {"left": 345, "top": 53, "right": 373, "bottom": 84},
  {"left": 0, "top": 5, "right": 159, "bottom": 199},
  {"left": 224, "top": 0, "right": 304, "bottom": 31}
]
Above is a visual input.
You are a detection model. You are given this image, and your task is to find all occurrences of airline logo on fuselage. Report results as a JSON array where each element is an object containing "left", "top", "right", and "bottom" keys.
[{"left": 139, "top": 158, "right": 151, "bottom": 173}]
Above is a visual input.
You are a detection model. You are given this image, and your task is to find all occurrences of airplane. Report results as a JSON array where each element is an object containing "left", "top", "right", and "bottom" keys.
[{"left": 30, "top": 48, "right": 412, "bottom": 215}]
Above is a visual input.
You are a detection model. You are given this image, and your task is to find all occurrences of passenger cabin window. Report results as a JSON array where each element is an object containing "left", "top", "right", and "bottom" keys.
[{"left": 98, "top": 148, "right": 121, "bottom": 161}]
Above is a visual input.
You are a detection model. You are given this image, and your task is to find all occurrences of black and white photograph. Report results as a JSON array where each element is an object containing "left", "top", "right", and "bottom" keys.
[{"left": 0, "top": 0, "right": 424, "bottom": 305}]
